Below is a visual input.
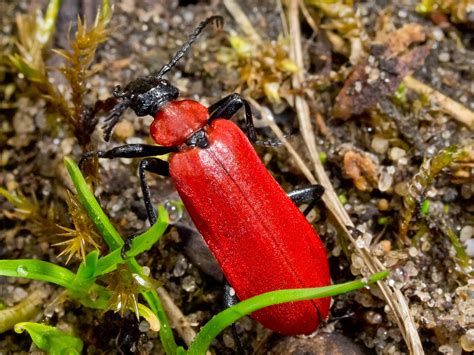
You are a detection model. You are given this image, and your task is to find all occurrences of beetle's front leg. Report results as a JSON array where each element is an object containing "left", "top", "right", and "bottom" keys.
[
  {"left": 208, "top": 94, "right": 285, "bottom": 147},
  {"left": 80, "top": 144, "right": 176, "bottom": 167}
]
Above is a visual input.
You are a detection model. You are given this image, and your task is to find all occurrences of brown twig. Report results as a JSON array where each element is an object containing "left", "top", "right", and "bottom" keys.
[
  {"left": 225, "top": 0, "right": 424, "bottom": 353},
  {"left": 404, "top": 75, "right": 474, "bottom": 130},
  {"left": 156, "top": 287, "right": 197, "bottom": 347},
  {"left": 286, "top": 2, "right": 423, "bottom": 353}
]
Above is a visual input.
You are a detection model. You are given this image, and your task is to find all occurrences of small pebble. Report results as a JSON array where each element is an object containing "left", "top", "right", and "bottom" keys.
[
  {"left": 438, "top": 344, "right": 453, "bottom": 354},
  {"left": 398, "top": 10, "right": 407, "bottom": 18},
  {"left": 394, "top": 182, "right": 408, "bottom": 196},
  {"left": 172, "top": 255, "right": 187, "bottom": 277},
  {"left": 432, "top": 28, "right": 445, "bottom": 41},
  {"left": 460, "top": 226, "right": 473, "bottom": 242},
  {"left": 139, "top": 320, "right": 150, "bottom": 332},
  {"left": 438, "top": 52, "right": 450, "bottom": 62},
  {"left": 181, "top": 275, "right": 196, "bottom": 292},
  {"left": 464, "top": 239, "right": 474, "bottom": 258},
  {"left": 13, "top": 111, "right": 35, "bottom": 134},
  {"left": 389, "top": 147, "right": 406, "bottom": 161},
  {"left": 408, "top": 247, "right": 418, "bottom": 257},
  {"left": 60, "top": 137, "right": 75, "bottom": 155},
  {"left": 114, "top": 120, "right": 135, "bottom": 141},
  {"left": 371, "top": 136, "right": 389, "bottom": 154},
  {"left": 378, "top": 169, "right": 394, "bottom": 192},
  {"left": 460, "top": 329, "right": 474, "bottom": 352},
  {"left": 364, "top": 310, "right": 383, "bottom": 325},
  {"left": 377, "top": 198, "right": 389, "bottom": 211}
]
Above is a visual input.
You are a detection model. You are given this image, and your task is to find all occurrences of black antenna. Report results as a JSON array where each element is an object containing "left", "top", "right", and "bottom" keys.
[{"left": 156, "top": 15, "right": 223, "bottom": 78}]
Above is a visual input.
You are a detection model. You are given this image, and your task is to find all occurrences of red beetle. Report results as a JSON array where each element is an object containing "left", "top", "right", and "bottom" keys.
[{"left": 82, "top": 16, "right": 331, "bottom": 336}]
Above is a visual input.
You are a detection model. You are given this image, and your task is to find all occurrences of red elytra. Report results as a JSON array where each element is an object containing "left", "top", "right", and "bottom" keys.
[{"left": 151, "top": 100, "right": 331, "bottom": 335}]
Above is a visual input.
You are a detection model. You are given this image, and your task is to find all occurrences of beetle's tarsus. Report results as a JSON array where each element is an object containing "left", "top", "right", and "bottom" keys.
[
  {"left": 121, "top": 237, "right": 134, "bottom": 259},
  {"left": 102, "top": 99, "right": 131, "bottom": 141},
  {"left": 79, "top": 151, "right": 98, "bottom": 169},
  {"left": 223, "top": 282, "right": 246, "bottom": 354},
  {"left": 347, "top": 225, "right": 363, "bottom": 239}
]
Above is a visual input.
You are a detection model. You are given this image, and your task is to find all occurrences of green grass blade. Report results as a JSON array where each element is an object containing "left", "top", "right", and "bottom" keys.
[
  {"left": 64, "top": 157, "right": 178, "bottom": 354},
  {"left": 64, "top": 157, "right": 123, "bottom": 250},
  {"left": 0, "top": 259, "right": 110, "bottom": 309},
  {"left": 93, "top": 206, "right": 168, "bottom": 277},
  {"left": 188, "top": 271, "right": 389, "bottom": 354},
  {"left": 141, "top": 289, "right": 178, "bottom": 355},
  {"left": 0, "top": 260, "right": 75, "bottom": 288},
  {"left": 15, "top": 322, "right": 83, "bottom": 354}
]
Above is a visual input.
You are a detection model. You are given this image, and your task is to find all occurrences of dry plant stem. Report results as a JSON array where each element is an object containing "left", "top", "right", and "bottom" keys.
[
  {"left": 156, "top": 287, "right": 196, "bottom": 347},
  {"left": 299, "top": 0, "right": 319, "bottom": 35},
  {"left": 225, "top": 1, "right": 423, "bottom": 353},
  {"left": 286, "top": 2, "right": 423, "bottom": 354},
  {"left": 404, "top": 75, "right": 474, "bottom": 129},
  {"left": 222, "top": 0, "right": 261, "bottom": 44}
]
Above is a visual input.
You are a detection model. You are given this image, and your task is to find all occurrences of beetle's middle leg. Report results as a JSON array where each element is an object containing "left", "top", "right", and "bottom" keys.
[
  {"left": 80, "top": 145, "right": 172, "bottom": 257},
  {"left": 208, "top": 93, "right": 257, "bottom": 143},
  {"left": 138, "top": 158, "right": 170, "bottom": 225},
  {"left": 287, "top": 184, "right": 325, "bottom": 217},
  {"left": 114, "top": 157, "right": 170, "bottom": 257},
  {"left": 208, "top": 94, "right": 285, "bottom": 147}
]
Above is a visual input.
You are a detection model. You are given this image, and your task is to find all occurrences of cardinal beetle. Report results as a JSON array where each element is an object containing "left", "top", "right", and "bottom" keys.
[{"left": 81, "top": 16, "right": 331, "bottom": 336}]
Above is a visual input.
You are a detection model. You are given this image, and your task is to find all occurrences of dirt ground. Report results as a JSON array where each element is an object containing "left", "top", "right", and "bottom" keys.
[{"left": 0, "top": 0, "right": 473, "bottom": 354}]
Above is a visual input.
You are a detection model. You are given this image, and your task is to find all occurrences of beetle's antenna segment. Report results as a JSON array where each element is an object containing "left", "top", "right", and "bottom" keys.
[{"left": 156, "top": 15, "right": 223, "bottom": 78}]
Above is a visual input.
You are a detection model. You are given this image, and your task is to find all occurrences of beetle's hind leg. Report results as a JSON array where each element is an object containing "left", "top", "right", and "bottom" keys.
[
  {"left": 223, "top": 281, "right": 246, "bottom": 355},
  {"left": 287, "top": 185, "right": 325, "bottom": 217}
]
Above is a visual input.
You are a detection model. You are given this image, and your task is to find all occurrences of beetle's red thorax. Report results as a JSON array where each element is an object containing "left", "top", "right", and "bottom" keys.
[{"left": 150, "top": 100, "right": 209, "bottom": 146}]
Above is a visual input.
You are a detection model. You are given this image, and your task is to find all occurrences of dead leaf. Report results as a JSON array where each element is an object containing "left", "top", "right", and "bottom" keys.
[{"left": 333, "top": 24, "right": 430, "bottom": 119}]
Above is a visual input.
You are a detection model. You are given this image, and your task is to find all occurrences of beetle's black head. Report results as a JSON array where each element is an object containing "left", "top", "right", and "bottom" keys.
[
  {"left": 116, "top": 77, "right": 180, "bottom": 117},
  {"left": 101, "top": 15, "right": 223, "bottom": 142}
]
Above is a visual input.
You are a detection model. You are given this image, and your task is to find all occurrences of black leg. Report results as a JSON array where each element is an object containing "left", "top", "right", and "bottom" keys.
[
  {"left": 208, "top": 93, "right": 257, "bottom": 143},
  {"left": 102, "top": 99, "right": 131, "bottom": 142},
  {"left": 121, "top": 158, "right": 169, "bottom": 259},
  {"left": 223, "top": 282, "right": 245, "bottom": 355},
  {"left": 139, "top": 158, "right": 170, "bottom": 225},
  {"left": 80, "top": 145, "right": 172, "bottom": 258},
  {"left": 346, "top": 225, "right": 363, "bottom": 239},
  {"left": 79, "top": 144, "right": 176, "bottom": 168},
  {"left": 287, "top": 185, "right": 325, "bottom": 217}
]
